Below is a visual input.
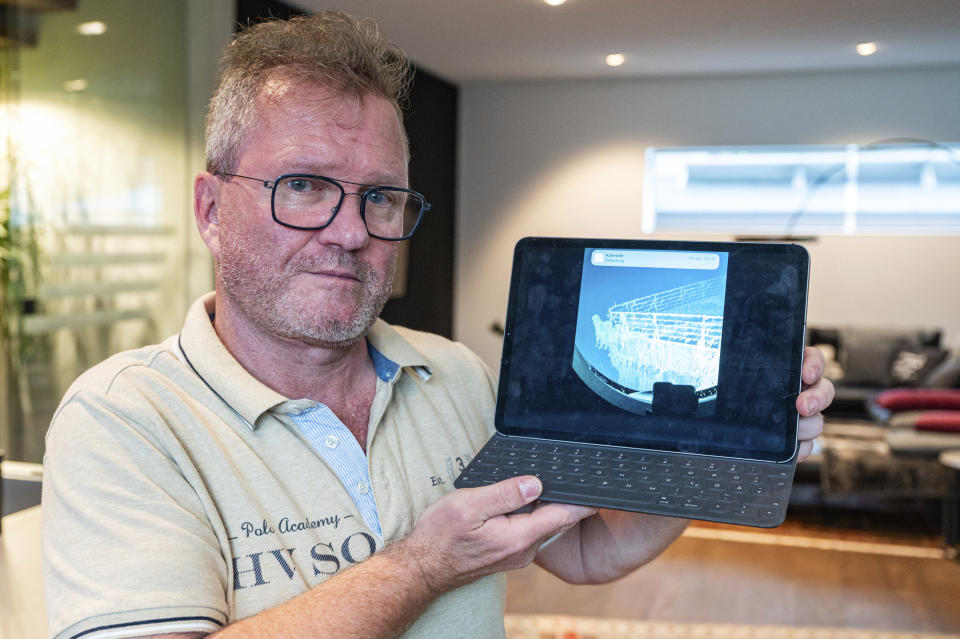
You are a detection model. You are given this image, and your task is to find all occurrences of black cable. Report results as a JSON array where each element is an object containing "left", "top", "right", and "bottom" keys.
[{"left": 783, "top": 137, "right": 960, "bottom": 236}]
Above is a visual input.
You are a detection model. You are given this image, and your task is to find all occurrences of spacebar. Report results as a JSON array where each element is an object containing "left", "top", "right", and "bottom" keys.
[{"left": 539, "top": 486, "right": 661, "bottom": 511}]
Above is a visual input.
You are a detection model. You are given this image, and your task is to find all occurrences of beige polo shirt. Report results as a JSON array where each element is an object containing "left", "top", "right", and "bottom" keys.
[{"left": 42, "top": 293, "right": 504, "bottom": 639}]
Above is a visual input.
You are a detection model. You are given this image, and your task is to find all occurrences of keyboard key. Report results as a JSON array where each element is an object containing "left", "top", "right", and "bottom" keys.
[{"left": 709, "top": 502, "right": 732, "bottom": 514}]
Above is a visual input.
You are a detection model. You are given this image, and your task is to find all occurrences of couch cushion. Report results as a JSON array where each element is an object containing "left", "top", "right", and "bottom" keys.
[
  {"left": 920, "top": 354, "right": 960, "bottom": 389},
  {"left": 837, "top": 327, "right": 942, "bottom": 387},
  {"left": 888, "top": 345, "right": 949, "bottom": 386},
  {"left": 875, "top": 388, "right": 960, "bottom": 411},
  {"left": 912, "top": 410, "right": 960, "bottom": 433}
]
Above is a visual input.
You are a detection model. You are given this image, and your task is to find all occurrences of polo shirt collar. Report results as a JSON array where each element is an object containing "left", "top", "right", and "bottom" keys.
[
  {"left": 176, "top": 293, "right": 432, "bottom": 430},
  {"left": 366, "top": 318, "right": 433, "bottom": 383},
  {"left": 177, "top": 293, "right": 286, "bottom": 430}
]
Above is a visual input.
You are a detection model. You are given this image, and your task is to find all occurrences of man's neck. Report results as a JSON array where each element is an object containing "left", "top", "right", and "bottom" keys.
[{"left": 210, "top": 290, "right": 376, "bottom": 409}]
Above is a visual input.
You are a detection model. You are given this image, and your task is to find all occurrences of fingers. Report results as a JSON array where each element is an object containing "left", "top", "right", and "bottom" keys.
[
  {"left": 797, "top": 413, "right": 823, "bottom": 443},
  {"left": 796, "top": 376, "right": 835, "bottom": 417},
  {"left": 796, "top": 349, "right": 830, "bottom": 461},
  {"left": 801, "top": 346, "right": 826, "bottom": 386},
  {"left": 796, "top": 438, "right": 815, "bottom": 462},
  {"left": 528, "top": 502, "right": 598, "bottom": 537}
]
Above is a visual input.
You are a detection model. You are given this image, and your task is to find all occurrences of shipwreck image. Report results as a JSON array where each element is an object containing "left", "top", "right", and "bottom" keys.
[
  {"left": 573, "top": 252, "right": 728, "bottom": 417},
  {"left": 592, "top": 276, "right": 725, "bottom": 393}
]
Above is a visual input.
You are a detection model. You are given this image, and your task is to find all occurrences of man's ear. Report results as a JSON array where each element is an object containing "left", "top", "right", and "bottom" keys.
[{"left": 194, "top": 172, "right": 222, "bottom": 259}]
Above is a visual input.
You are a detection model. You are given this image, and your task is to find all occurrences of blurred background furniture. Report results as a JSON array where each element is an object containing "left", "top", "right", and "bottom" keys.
[
  {"left": 799, "top": 326, "right": 960, "bottom": 541},
  {"left": 941, "top": 449, "right": 960, "bottom": 557}
]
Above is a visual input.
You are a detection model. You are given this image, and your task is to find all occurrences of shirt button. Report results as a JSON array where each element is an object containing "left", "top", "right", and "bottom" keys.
[
  {"left": 357, "top": 481, "right": 370, "bottom": 495},
  {"left": 324, "top": 435, "right": 338, "bottom": 449}
]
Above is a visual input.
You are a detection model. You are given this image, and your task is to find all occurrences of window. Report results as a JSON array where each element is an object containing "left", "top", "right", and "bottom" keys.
[{"left": 642, "top": 142, "right": 960, "bottom": 235}]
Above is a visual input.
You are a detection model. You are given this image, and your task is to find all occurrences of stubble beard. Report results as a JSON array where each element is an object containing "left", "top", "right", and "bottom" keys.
[{"left": 217, "top": 229, "right": 396, "bottom": 348}]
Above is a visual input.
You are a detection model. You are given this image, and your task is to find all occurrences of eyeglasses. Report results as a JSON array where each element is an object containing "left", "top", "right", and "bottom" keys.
[{"left": 214, "top": 172, "right": 430, "bottom": 241}]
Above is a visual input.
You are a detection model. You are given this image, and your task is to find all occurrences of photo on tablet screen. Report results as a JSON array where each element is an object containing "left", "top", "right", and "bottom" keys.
[{"left": 573, "top": 248, "right": 729, "bottom": 418}]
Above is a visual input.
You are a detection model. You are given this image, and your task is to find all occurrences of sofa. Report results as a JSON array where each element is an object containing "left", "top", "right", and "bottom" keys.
[{"left": 805, "top": 326, "right": 960, "bottom": 497}]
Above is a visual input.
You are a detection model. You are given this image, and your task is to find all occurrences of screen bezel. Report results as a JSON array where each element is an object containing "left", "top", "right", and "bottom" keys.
[{"left": 493, "top": 236, "right": 810, "bottom": 462}]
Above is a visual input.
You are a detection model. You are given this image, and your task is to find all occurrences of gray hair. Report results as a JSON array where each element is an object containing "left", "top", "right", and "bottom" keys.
[{"left": 205, "top": 11, "right": 412, "bottom": 174}]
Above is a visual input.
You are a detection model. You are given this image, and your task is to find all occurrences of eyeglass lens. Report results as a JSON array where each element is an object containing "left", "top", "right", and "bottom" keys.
[{"left": 273, "top": 175, "right": 424, "bottom": 239}]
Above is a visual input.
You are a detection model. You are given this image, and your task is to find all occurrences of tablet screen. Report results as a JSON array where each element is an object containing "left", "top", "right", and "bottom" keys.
[{"left": 495, "top": 237, "right": 809, "bottom": 462}]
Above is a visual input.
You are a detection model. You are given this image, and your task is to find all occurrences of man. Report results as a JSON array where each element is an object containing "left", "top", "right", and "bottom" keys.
[{"left": 41, "top": 12, "right": 832, "bottom": 639}]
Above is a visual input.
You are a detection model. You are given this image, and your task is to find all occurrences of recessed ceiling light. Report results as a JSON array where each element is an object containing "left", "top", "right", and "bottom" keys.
[
  {"left": 856, "top": 41, "right": 877, "bottom": 56},
  {"left": 543, "top": 0, "right": 567, "bottom": 5},
  {"left": 64, "top": 78, "right": 88, "bottom": 92},
  {"left": 77, "top": 21, "right": 107, "bottom": 36},
  {"left": 605, "top": 53, "right": 625, "bottom": 67}
]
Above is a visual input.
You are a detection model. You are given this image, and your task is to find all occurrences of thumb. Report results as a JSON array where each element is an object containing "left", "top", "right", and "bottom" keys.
[{"left": 467, "top": 475, "right": 543, "bottom": 522}]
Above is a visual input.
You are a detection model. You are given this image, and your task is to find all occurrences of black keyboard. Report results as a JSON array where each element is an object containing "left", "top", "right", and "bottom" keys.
[{"left": 453, "top": 435, "right": 796, "bottom": 528}]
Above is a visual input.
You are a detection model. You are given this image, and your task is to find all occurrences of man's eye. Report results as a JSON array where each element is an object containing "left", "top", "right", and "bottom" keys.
[
  {"left": 286, "top": 178, "right": 315, "bottom": 192},
  {"left": 366, "top": 190, "right": 393, "bottom": 206}
]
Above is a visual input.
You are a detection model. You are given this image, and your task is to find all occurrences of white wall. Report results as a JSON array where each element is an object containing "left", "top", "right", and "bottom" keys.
[{"left": 456, "top": 67, "right": 960, "bottom": 368}]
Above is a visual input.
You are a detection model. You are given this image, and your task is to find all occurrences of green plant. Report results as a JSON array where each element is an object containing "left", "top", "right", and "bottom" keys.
[{"left": 1, "top": 186, "right": 19, "bottom": 345}]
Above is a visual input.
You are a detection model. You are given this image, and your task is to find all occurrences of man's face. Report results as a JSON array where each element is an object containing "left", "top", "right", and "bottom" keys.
[{"left": 213, "top": 79, "right": 406, "bottom": 347}]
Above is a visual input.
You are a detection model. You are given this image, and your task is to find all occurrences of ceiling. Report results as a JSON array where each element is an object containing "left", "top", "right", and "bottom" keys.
[{"left": 296, "top": 0, "right": 960, "bottom": 83}]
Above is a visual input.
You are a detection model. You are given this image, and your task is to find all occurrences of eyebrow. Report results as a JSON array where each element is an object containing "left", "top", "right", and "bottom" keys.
[{"left": 284, "top": 167, "right": 407, "bottom": 188}]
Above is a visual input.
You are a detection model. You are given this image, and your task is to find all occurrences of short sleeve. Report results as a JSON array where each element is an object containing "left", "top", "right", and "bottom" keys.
[{"left": 42, "top": 390, "right": 229, "bottom": 639}]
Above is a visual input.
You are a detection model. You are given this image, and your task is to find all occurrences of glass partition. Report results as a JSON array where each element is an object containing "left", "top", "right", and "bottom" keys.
[{"left": 1, "top": 0, "right": 197, "bottom": 462}]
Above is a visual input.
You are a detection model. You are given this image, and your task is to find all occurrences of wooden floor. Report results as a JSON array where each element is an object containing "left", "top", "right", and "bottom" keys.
[{"left": 506, "top": 525, "right": 960, "bottom": 634}]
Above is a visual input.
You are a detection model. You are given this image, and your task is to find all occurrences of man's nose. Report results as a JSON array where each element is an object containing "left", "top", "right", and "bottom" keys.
[{"left": 320, "top": 192, "right": 369, "bottom": 250}]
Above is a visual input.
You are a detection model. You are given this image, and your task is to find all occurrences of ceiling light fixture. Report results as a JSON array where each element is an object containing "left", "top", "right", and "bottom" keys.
[
  {"left": 605, "top": 53, "right": 625, "bottom": 67},
  {"left": 856, "top": 41, "right": 877, "bottom": 56},
  {"left": 77, "top": 21, "right": 107, "bottom": 36},
  {"left": 64, "top": 79, "right": 88, "bottom": 92},
  {"left": 543, "top": 0, "right": 567, "bottom": 6}
]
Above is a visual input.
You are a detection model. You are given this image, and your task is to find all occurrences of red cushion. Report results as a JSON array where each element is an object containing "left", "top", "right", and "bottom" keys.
[
  {"left": 913, "top": 411, "right": 960, "bottom": 433},
  {"left": 875, "top": 388, "right": 960, "bottom": 412}
]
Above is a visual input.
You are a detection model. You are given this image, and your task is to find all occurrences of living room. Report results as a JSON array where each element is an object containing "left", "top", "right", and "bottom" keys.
[{"left": 1, "top": 1, "right": 959, "bottom": 638}]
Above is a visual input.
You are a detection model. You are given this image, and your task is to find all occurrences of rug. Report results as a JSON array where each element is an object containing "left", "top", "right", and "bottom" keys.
[{"left": 503, "top": 615, "right": 960, "bottom": 639}]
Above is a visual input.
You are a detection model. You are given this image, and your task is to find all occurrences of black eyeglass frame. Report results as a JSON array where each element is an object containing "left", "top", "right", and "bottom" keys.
[{"left": 214, "top": 171, "right": 430, "bottom": 241}]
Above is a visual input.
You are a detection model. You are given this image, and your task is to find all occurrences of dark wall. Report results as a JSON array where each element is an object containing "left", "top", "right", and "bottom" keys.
[
  {"left": 380, "top": 67, "right": 457, "bottom": 338},
  {"left": 236, "top": 0, "right": 306, "bottom": 21},
  {"left": 234, "top": 2, "right": 458, "bottom": 338}
]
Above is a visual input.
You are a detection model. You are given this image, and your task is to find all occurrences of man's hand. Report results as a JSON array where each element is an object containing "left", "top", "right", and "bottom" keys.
[
  {"left": 796, "top": 345, "right": 835, "bottom": 460},
  {"left": 398, "top": 475, "right": 596, "bottom": 594}
]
